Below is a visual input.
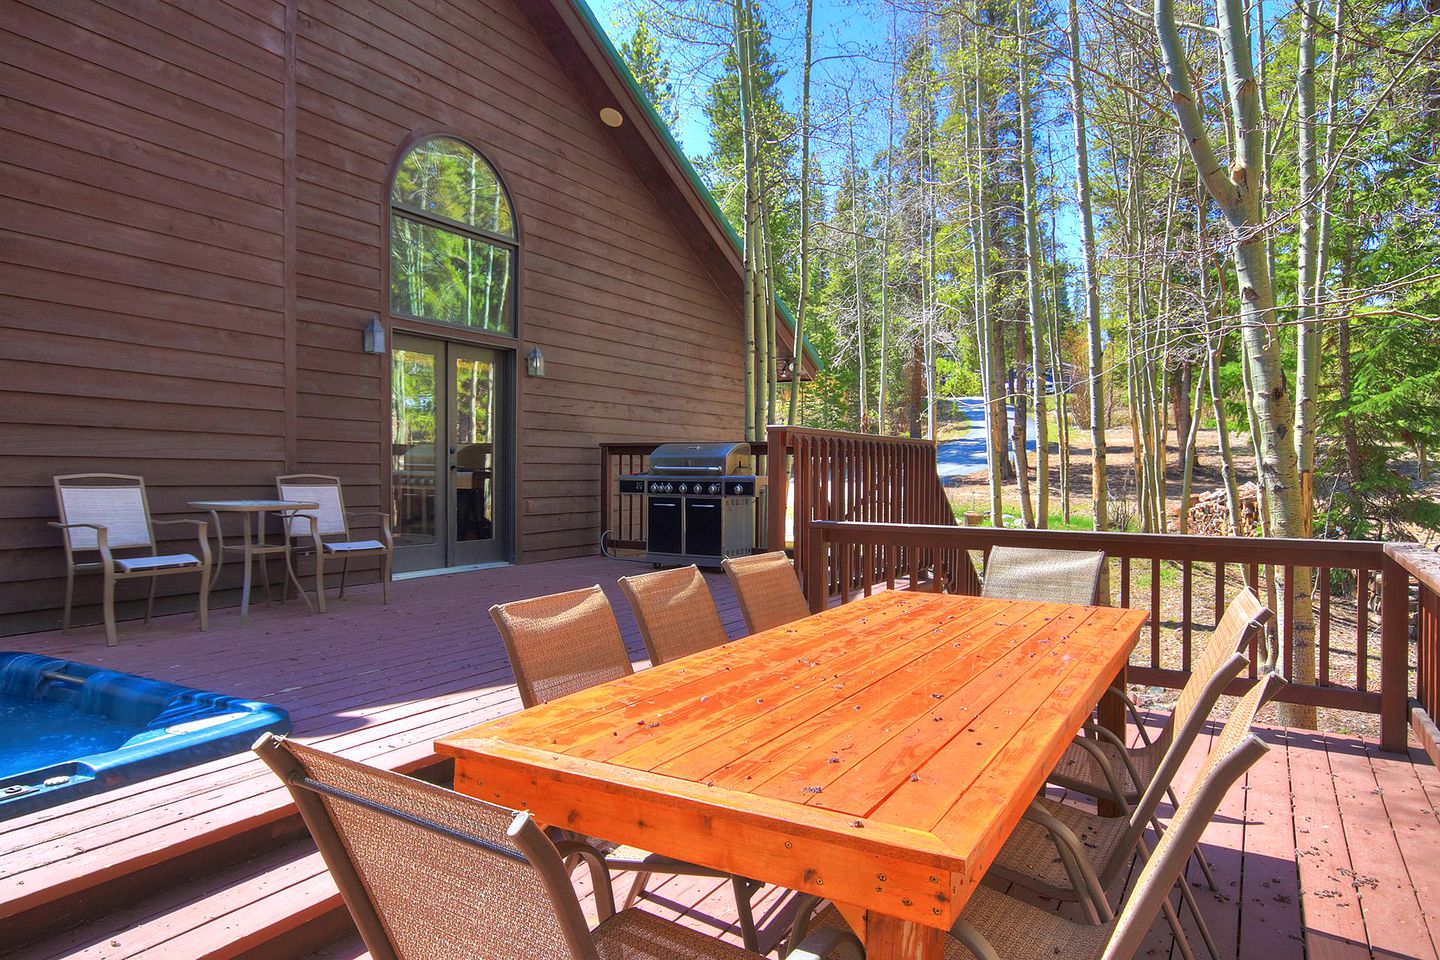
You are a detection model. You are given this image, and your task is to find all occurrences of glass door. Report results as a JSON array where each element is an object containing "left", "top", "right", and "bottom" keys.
[{"left": 391, "top": 335, "right": 510, "bottom": 572}]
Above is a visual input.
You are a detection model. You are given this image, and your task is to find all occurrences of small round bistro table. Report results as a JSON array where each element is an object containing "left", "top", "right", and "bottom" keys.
[{"left": 187, "top": 500, "right": 318, "bottom": 622}]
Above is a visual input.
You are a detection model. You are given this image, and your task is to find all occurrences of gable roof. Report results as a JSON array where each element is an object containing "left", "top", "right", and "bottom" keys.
[{"left": 516, "top": 0, "right": 821, "bottom": 378}]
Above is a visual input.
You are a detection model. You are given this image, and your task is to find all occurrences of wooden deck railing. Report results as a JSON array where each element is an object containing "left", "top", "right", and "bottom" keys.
[
  {"left": 764, "top": 426, "right": 977, "bottom": 595},
  {"left": 1387, "top": 543, "right": 1440, "bottom": 765},
  {"left": 803, "top": 520, "right": 1428, "bottom": 753}
]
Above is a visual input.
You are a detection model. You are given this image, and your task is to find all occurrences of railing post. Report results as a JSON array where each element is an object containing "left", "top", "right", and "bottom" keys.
[
  {"left": 806, "top": 522, "right": 828, "bottom": 613},
  {"left": 598, "top": 444, "right": 612, "bottom": 548},
  {"left": 766, "top": 426, "right": 787, "bottom": 556},
  {"left": 1380, "top": 549, "right": 1410, "bottom": 753}
]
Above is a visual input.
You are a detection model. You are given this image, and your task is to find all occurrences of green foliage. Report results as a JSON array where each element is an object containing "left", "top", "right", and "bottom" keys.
[{"left": 619, "top": 16, "right": 679, "bottom": 126}]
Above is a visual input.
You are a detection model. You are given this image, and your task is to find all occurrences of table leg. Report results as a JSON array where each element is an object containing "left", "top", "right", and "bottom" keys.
[
  {"left": 1098, "top": 661, "right": 1128, "bottom": 817},
  {"left": 863, "top": 910, "right": 946, "bottom": 960},
  {"left": 239, "top": 514, "right": 254, "bottom": 622},
  {"left": 206, "top": 510, "right": 224, "bottom": 590}
]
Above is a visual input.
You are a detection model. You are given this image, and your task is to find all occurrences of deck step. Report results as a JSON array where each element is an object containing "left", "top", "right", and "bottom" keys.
[
  {"left": 9, "top": 839, "right": 353, "bottom": 960},
  {"left": 3, "top": 754, "right": 451, "bottom": 950}
]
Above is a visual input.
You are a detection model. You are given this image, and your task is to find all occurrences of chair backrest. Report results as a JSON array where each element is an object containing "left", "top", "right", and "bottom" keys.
[
  {"left": 722, "top": 551, "right": 811, "bottom": 634},
  {"left": 980, "top": 546, "right": 1106, "bottom": 605},
  {"left": 1104, "top": 730, "right": 1270, "bottom": 960},
  {"left": 276, "top": 474, "right": 349, "bottom": 539},
  {"left": 490, "top": 586, "right": 633, "bottom": 708},
  {"left": 253, "top": 734, "right": 597, "bottom": 960},
  {"left": 1170, "top": 588, "right": 1272, "bottom": 740},
  {"left": 618, "top": 565, "right": 730, "bottom": 665},
  {"left": 53, "top": 474, "right": 154, "bottom": 552}
]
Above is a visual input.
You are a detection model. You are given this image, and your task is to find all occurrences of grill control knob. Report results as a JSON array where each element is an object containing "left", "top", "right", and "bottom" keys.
[
  {"left": 709, "top": 483, "right": 721, "bottom": 495},
  {"left": 733, "top": 483, "right": 744, "bottom": 495},
  {"left": 678, "top": 483, "right": 689, "bottom": 494}
]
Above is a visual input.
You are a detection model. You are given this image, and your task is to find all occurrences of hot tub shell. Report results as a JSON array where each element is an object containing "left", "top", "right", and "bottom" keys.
[{"left": 0, "top": 652, "right": 290, "bottom": 818}]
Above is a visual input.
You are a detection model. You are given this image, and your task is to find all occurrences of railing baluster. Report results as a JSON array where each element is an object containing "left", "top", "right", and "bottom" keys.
[
  {"left": 1357, "top": 568, "right": 1370, "bottom": 693},
  {"left": 1319, "top": 567, "right": 1331, "bottom": 686},
  {"left": 1214, "top": 561, "right": 1225, "bottom": 621},
  {"left": 1283, "top": 565, "right": 1295, "bottom": 680},
  {"left": 862, "top": 543, "right": 872, "bottom": 598},
  {"left": 1182, "top": 561, "right": 1193, "bottom": 673},
  {"left": 1150, "top": 559, "right": 1161, "bottom": 667},
  {"left": 1120, "top": 557, "right": 1131, "bottom": 608}
]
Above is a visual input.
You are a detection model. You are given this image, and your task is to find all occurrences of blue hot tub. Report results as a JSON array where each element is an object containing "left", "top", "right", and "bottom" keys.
[{"left": 0, "top": 652, "right": 290, "bottom": 818}]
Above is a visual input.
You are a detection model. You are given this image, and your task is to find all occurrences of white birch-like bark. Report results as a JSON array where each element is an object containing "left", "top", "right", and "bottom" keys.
[{"left": 1018, "top": 0, "right": 1049, "bottom": 527}]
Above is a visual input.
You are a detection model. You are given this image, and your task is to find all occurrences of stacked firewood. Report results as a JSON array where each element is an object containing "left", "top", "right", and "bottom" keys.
[{"left": 1186, "top": 483, "right": 1261, "bottom": 536}]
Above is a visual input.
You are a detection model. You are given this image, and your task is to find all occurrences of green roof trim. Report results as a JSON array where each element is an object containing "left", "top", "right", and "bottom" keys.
[{"left": 569, "top": 0, "right": 822, "bottom": 371}]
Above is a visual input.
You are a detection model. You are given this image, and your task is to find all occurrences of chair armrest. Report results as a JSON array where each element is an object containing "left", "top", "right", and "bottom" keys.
[
  {"left": 1066, "top": 732, "right": 1133, "bottom": 815},
  {"left": 1106, "top": 685, "right": 1155, "bottom": 746},
  {"left": 49, "top": 522, "right": 112, "bottom": 564},
  {"left": 785, "top": 926, "right": 865, "bottom": 960},
  {"left": 152, "top": 519, "right": 212, "bottom": 566},
  {"left": 551, "top": 839, "right": 615, "bottom": 921},
  {"left": 950, "top": 919, "right": 1002, "bottom": 960},
  {"left": 346, "top": 512, "right": 393, "bottom": 549},
  {"left": 1021, "top": 803, "right": 1114, "bottom": 923}
]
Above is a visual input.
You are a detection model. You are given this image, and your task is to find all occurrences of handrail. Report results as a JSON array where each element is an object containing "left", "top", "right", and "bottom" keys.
[
  {"left": 1386, "top": 543, "right": 1440, "bottom": 765},
  {"left": 807, "top": 520, "right": 1412, "bottom": 753}
]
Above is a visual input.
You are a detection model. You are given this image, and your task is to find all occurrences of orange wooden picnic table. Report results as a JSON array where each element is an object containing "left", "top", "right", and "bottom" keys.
[{"left": 437, "top": 590, "right": 1147, "bottom": 960}]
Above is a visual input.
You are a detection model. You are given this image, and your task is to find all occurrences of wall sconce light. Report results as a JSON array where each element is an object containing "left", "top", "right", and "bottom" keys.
[
  {"left": 526, "top": 345, "right": 546, "bottom": 377},
  {"left": 363, "top": 315, "right": 386, "bottom": 355},
  {"left": 599, "top": 107, "right": 624, "bottom": 128}
]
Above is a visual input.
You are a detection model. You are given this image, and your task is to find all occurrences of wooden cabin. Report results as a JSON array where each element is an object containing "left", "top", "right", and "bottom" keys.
[{"left": 0, "top": 0, "right": 815, "bottom": 634}]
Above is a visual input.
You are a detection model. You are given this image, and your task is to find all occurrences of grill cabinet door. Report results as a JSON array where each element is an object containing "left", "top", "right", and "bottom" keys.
[
  {"left": 648, "top": 496, "right": 682, "bottom": 555},
  {"left": 684, "top": 497, "right": 723, "bottom": 558}
]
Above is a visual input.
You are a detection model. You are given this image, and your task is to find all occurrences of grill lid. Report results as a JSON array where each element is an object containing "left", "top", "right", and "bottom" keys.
[{"left": 648, "top": 442, "right": 753, "bottom": 476}]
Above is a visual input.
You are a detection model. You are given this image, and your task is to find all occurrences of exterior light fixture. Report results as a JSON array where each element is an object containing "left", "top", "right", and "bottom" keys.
[
  {"left": 363, "top": 315, "right": 386, "bottom": 355},
  {"left": 599, "top": 107, "right": 624, "bottom": 128},
  {"left": 526, "top": 345, "right": 546, "bottom": 377}
]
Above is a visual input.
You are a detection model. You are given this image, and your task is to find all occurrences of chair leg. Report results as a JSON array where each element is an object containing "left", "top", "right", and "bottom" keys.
[
  {"left": 62, "top": 567, "right": 75, "bottom": 634},
  {"left": 145, "top": 576, "right": 157, "bottom": 625},
  {"left": 622, "top": 870, "right": 652, "bottom": 910},
  {"left": 1159, "top": 897, "right": 1199, "bottom": 960},
  {"left": 731, "top": 877, "right": 761, "bottom": 953},
  {"left": 338, "top": 559, "right": 349, "bottom": 599},
  {"left": 102, "top": 571, "right": 117, "bottom": 647},
  {"left": 313, "top": 550, "right": 327, "bottom": 614},
  {"left": 197, "top": 567, "right": 210, "bottom": 632},
  {"left": 382, "top": 552, "right": 392, "bottom": 604}
]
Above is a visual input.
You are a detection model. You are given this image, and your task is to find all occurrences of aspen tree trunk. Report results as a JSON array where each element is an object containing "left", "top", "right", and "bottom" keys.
[
  {"left": 879, "top": 40, "right": 895, "bottom": 432},
  {"left": 1295, "top": 0, "right": 1321, "bottom": 535},
  {"left": 1068, "top": 0, "right": 1108, "bottom": 538},
  {"left": 1014, "top": 324, "right": 1036, "bottom": 526},
  {"left": 1157, "top": 0, "right": 1316, "bottom": 719},
  {"left": 763, "top": 191, "right": 779, "bottom": 427},
  {"left": 788, "top": 0, "right": 813, "bottom": 425},
  {"left": 847, "top": 112, "right": 868, "bottom": 432},
  {"left": 1018, "top": 0, "right": 1049, "bottom": 527},
  {"left": 1312, "top": 0, "right": 1345, "bottom": 312},
  {"left": 1048, "top": 211, "right": 1072, "bottom": 523},
  {"left": 1178, "top": 355, "right": 1208, "bottom": 532},
  {"left": 734, "top": 0, "right": 756, "bottom": 441},
  {"left": 974, "top": 37, "right": 1011, "bottom": 497},
  {"left": 964, "top": 49, "right": 1003, "bottom": 525}
]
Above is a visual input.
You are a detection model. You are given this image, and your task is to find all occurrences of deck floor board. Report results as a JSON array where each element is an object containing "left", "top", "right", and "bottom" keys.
[{"left": 1, "top": 556, "right": 1436, "bottom": 959}]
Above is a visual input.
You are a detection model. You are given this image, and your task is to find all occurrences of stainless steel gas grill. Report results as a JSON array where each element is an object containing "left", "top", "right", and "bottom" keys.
[{"left": 615, "top": 442, "right": 757, "bottom": 567}]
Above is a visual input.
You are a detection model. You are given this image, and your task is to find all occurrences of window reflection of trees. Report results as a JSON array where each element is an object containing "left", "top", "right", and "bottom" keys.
[{"left": 390, "top": 138, "right": 515, "bottom": 334}]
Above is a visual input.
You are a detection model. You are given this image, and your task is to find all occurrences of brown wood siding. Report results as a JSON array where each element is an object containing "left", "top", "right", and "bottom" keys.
[
  {"left": 0, "top": 0, "right": 289, "bottom": 631},
  {"left": 0, "top": 0, "right": 744, "bottom": 633}
]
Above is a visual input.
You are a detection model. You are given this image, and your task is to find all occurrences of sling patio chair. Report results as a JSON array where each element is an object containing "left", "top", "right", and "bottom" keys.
[
  {"left": 275, "top": 474, "right": 392, "bottom": 612},
  {"left": 618, "top": 565, "right": 730, "bottom": 666},
  {"left": 989, "top": 671, "right": 1286, "bottom": 960},
  {"left": 253, "top": 734, "right": 862, "bottom": 960},
  {"left": 791, "top": 727, "right": 1268, "bottom": 960},
  {"left": 721, "top": 551, "right": 811, "bottom": 635},
  {"left": 489, "top": 586, "right": 766, "bottom": 951},
  {"left": 979, "top": 545, "right": 1107, "bottom": 605},
  {"left": 1045, "top": 587, "right": 1271, "bottom": 897},
  {"left": 1048, "top": 588, "right": 1272, "bottom": 807},
  {"left": 51, "top": 474, "right": 211, "bottom": 646}
]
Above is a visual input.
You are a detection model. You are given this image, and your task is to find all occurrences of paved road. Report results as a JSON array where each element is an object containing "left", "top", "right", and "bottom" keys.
[{"left": 936, "top": 397, "right": 1034, "bottom": 478}]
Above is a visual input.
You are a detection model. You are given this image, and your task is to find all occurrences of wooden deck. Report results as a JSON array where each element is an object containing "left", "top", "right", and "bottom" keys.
[{"left": 4, "top": 555, "right": 1439, "bottom": 959}]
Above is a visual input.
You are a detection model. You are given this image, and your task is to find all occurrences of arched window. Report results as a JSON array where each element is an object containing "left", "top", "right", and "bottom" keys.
[{"left": 390, "top": 137, "right": 517, "bottom": 335}]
